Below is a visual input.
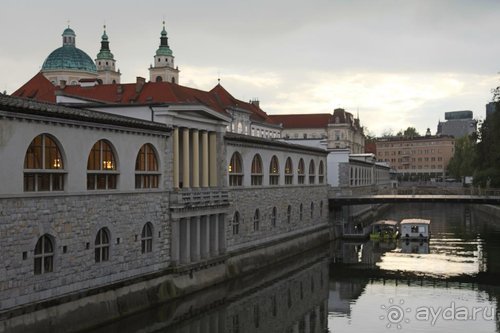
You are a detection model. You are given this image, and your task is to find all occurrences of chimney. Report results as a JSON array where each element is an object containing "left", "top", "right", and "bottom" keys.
[
  {"left": 60, "top": 80, "right": 66, "bottom": 89},
  {"left": 136, "top": 76, "right": 146, "bottom": 93},
  {"left": 250, "top": 98, "right": 260, "bottom": 108}
]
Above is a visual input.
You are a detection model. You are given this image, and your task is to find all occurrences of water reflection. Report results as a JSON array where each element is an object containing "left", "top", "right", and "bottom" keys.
[
  {"left": 82, "top": 203, "right": 500, "bottom": 333},
  {"left": 329, "top": 203, "right": 500, "bottom": 332},
  {"left": 84, "top": 248, "right": 330, "bottom": 333}
]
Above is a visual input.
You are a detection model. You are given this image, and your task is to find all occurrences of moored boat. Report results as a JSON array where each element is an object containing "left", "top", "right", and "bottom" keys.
[
  {"left": 369, "top": 220, "right": 399, "bottom": 240},
  {"left": 400, "top": 218, "right": 431, "bottom": 240}
]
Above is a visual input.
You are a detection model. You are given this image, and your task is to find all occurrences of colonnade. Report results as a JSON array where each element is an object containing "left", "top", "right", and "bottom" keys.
[
  {"left": 171, "top": 213, "right": 226, "bottom": 265},
  {"left": 173, "top": 127, "right": 218, "bottom": 189}
]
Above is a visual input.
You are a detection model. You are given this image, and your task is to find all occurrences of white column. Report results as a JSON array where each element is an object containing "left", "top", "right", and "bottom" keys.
[
  {"left": 200, "top": 215, "right": 210, "bottom": 259},
  {"left": 171, "top": 219, "right": 180, "bottom": 266},
  {"left": 210, "top": 214, "right": 219, "bottom": 256},
  {"left": 192, "top": 129, "right": 200, "bottom": 188},
  {"left": 190, "top": 216, "right": 201, "bottom": 262},
  {"left": 183, "top": 128, "right": 190, "bottom": 188},
  {"left": 209, "top": 132, "right": 217, "bottom": 187},
  {"left": 173, "top": 127, "right": 179, "bottom": 189},
  {"left": 180, "top": 218, "right": 191, "bottom": 264},
  {"left": 201, "top": 131, "right": 209, "bottom": 187},
  {"left": 218, "top": 214, "right": 226, "bottom": 254}
]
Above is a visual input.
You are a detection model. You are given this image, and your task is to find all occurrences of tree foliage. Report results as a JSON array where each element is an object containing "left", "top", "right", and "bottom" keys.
[
  {"left": 396, "top": 127, "right": 420, "bottom": 138},
  {"left": 447, "top": 135, "right": 475, "bottom": 181},
  {"left": 474, "top": 101, "right": 500, "bottom": 186}
]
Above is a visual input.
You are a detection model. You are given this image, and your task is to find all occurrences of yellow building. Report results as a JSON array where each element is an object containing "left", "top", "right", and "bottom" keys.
[{"left": 375, "top": 135, "right": 455, "bottom": 181}]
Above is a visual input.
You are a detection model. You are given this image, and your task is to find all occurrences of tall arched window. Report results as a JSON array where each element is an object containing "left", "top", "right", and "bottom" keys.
[
  {"left": 285, "top": 157, "right": 293, "bottom": 185},
  {"left": 87, "top": 140, "right": 118, "bottom": 190},
  {"left": 141, "top": 223, "right": 153, "bottom": 254},
  {"left": 299, "top": 203, "right": 303, "bottom": 221},
  {"left": 318, "top": 160, "right": 325, "bottom": 184},
  {"left": 251, "top": 154, "right": 263, "bottom": 185},
  {"left": 24, "top": 134, "right": 65, "bottom": 192},
  {"left": 309, "top": 160, "right": 315, "bottom": 184},
  {"left": 269, "top": 156, "right": 280, "bottom": 185},
  {"left": 320, "top": 200, "right": 323, "bottom": 217},
  {"left": 135, "top": 144, "right": 160, "bottom": 189},
  {"left": 95, "top": 228, "right": 110, "bottom": 263},
  {"left": 298, "top": 159, "right": 305, "bottom": 184},
  {"left": 237, "top": 122, "right": 243, "bottom": 134},
  {"left": 310, "top": 202, "right": 314, "bottom": 219},
  {"left": 34, "top": 234, "right": 54, "bottom": 275},
  {"left": 287, "top": 205, "right": 292, "bottom": 224},
  {"left": 229, "top": 152, "right": 243, "bottom": 186},
  {"left": 253, "top": 209, "right": 260, "bottom": 231},
  {"left": 271, "top": 207, "right": 277, "bottom": 227},
  {"left": 233, "top": 211, "right": 240, "bottom": 235}
]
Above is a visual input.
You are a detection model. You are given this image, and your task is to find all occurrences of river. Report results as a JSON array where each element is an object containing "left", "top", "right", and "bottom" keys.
[{"left": 82, "top": 203, "right": 500, "bottom": 332}]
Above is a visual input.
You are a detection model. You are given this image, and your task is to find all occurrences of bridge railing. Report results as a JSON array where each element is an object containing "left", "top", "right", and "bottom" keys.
[{"left": 329, "top": 185, "right": 500, "bottom": 197}]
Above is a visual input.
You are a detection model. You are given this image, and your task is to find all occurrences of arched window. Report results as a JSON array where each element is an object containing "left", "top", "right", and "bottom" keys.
[
  {"left": 298, "top": 159, "right": 305, "bottom": 184},
  {"left": 34, "top": 234, "right": 54, "bottom": 275},
  {"left": 229, "top": 152, "right": 243, "bottom": 186},
  {"left": 156, "top": 76, "right": 163, "bottom": 82},
  {"left": 237, "top": 122, "right": 243, "bottom": 134},
  {"left": 318, "top": 160, "right": 325, "bottom": 184},
  {"left": 310, "top": 202, "right": 314, "bottom": 219},
  {"left": 287, "top": 205, "right": 292, "bottom": 224},
  {"left": 24, "top": 134, "right": 65, "bottom": 192},
  {"left": 171, "top": 77, "right": 176, "bottom": 84},
  {"left": 309, "top": 160, "right": 315, "bottom": 184},
  {"left": 141, "top": 223, "right": 153, "bottom": 254},
  {"left": 95, "top": 228, "right": 110, "bottom": 262},
  {"left": 269, "top": 156, "right": 280, "bottom": 185},
  {"left": 253, "top": 209, "right": 260, "bottom": 231},
  {"left": 135, "top": 144, "right": 160, "bottom": 189},
  {"left": 251, "top": 154, "right": 263, "bottom": 185},
  {"left": 87, "top": 140, "right": 118, "bottom": 190},
  {"left": 285, "top": 157, "right": 293, "bottom": 185},
  {"left": 271, "top": 207, "right": 277, "bottom": 227},
  {"left": 233, "top": 211, "right": 240, "bottom": 235},
  {"left": 320, "top": 200, "right": 323, "bottom": 217},
  {"left": 299, "top": 203, "right": 303, "bottom": 221}
]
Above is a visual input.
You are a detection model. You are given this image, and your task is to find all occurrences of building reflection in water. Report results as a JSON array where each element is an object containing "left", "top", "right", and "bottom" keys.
[{"left": 84, "top": 247, "right": 330, "bottom": 333}]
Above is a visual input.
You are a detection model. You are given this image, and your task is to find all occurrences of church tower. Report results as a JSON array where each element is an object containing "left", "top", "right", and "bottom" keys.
[
  {"left": 149, "top": 22, "right": 179, "bottom": 84},
  {"left": 95, "top": 25, "right": 121, "bottom": 84}
]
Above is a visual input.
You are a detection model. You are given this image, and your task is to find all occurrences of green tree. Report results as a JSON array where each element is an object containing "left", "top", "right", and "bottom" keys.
[
  {"left": 474, "top": 101, "right": 500, "bottom": 187},
  {"left": 447, "top": 135, "right": 476, "bottom": 181},
  {"left": 396, "top": 127, "right": 420, "bottom": 138}
]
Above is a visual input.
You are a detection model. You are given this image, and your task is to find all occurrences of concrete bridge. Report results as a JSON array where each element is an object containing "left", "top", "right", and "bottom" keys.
[{"left": 328, "top": 186, "right": 500, "bottom": 206}]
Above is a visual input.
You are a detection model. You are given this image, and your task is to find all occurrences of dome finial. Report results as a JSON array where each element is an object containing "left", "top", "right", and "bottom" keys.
[{"left": 67, "top": 20, "right": 70, "bottom": 28}]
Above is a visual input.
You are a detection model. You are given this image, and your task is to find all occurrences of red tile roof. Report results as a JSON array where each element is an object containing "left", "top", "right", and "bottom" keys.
[
  {"left": 268, "top": 113, "right": 332, "bottom": 129},
  {"left": 12, "top": 72, "right": 57, "bottom": 103},
  {"left": 12, "top": 74, "right": 279, "bottom": 126}
]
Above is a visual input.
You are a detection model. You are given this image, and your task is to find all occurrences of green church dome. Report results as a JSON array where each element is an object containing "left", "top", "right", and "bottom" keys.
[
  {"left": 42, "top": 46, "right": 97, "bottom": 73},
  {"left": 41, "top": 26, "right": 97, "bottom": 73}
]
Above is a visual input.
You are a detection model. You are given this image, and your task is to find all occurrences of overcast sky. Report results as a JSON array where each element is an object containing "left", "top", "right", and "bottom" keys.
[{"left": 1, "top": 0, "right": 499, "bottom": 135}]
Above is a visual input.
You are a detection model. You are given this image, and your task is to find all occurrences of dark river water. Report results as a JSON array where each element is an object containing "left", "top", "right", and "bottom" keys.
[{"left": 84, "top": 203, "right": 500, "bottom": 333}]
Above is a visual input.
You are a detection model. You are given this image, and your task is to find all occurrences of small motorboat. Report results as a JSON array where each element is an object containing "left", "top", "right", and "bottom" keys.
[{"left": 369, "top": 220, "right": 399, "bottom": 240}]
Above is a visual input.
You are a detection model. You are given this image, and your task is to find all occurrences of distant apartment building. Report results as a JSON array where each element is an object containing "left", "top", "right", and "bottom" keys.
[
  {"left": 375, "top": 135, "right": 455, "bottom": 180},
  {"left": 436, "top": 110, "right": 476, "bottom": 138},
  {"left": 269, "top": 108, "right": 365, "bottom": 154}
]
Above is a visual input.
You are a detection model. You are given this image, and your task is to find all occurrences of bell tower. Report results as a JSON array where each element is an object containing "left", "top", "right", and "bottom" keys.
[
  {"left": 149, "top": 22, "right": 179, "bottom": 84},
  {"left": 95, "top": 25, "right": 121, "bottom": 84}
]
